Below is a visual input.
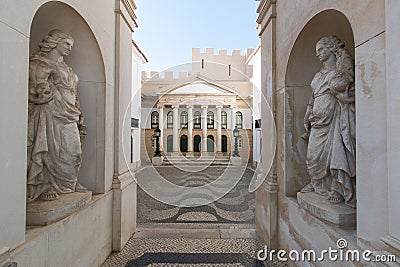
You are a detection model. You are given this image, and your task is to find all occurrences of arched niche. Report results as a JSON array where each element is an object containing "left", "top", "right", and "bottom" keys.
[
  {"left": 283, "top": 9, "right": 354, "bottom": 197},
  {"left": 29, "top": 1, "right": 106, "bottom": 193}
]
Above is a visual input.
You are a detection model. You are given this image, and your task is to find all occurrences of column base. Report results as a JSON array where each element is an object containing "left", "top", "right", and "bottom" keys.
[
  {"left": 151, "top": 156, "right": 164, "bottom": 166},
  {"left": 112, "top": 172, "right": 137, "bottom": 251},
  {"left": 230, "top": 156, "right": 242, "bottom": 165},
  {"left": 256, "top": 177, "right": 278, "bottom": 249},
  {"left": 185, "top": 152, "right": 194, "bottom": 157}
]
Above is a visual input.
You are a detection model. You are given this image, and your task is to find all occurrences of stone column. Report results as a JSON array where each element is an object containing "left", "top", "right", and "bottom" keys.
[
  {"left": 231, "top": 105, "right": 237, "bottom": 150},
  {"left": 216, "top": 105, "right": 222, "bottom": 154},
  {"left": 157, "top": 104, "right": 164, "bottom": 151},
  {"left": 172, "top": 105, "right": 179, "bottom": 154},
  {"left": 187, "top": 105, "right": 194, "bottom": 155},
  {"left": 201, "top": 105, "right": 208, "bottom": 154}
]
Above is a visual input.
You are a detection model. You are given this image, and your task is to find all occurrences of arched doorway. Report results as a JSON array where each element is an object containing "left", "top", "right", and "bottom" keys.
[
  {"left": 207, "top": 135, "right": 214, "bottom": 152},
  {"left": 222, "top": 135, "right": 228, "bottom": 153},
  {"left": 194, "top": 135, "right": 201, "bottom": 152},
  {"left": 180, "top": 135, "right": 188, "bottom": 152},
  {"left": 167, "top": 135, "right": 173, "bottom": 152}
]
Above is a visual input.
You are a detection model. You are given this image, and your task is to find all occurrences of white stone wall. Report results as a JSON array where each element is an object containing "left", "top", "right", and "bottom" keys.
[
  {"left": 0, "top": 0, "right": 139, "bottom": 264},
  {"left": 256, "top": 0, "right": 394, "bottom": 259}
]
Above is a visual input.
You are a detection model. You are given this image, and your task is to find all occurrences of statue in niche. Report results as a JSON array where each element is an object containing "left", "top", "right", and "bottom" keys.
[
  {"left": 301, "top": 35, "right": 356, "bottom": 208},
  {"left": 27, "top": 29, "right": 88, "bottom": 202}
]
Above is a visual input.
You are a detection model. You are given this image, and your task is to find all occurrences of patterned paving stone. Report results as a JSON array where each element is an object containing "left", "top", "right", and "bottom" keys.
[
  {"left": 137, "top": 166, "right": 255, "bottom": 225},
  {"left": 102, "top": 238, "right": 287, "bottom": 267},
  {"left": 102, "top": 166, "right": 287, "bottom": 266}
]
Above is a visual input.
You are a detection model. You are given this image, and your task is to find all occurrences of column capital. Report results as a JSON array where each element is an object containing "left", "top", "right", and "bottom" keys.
[
  {"left": 216, "top": 105, "right": 223, "bottom": 109},
  {"left": 230, "top": 105, "right": 237, "bottom": 109},
  {"left": 171, "top": 104, "right": 179, "bottom": 109},
  {"left": 187, "top": 105, "right": 194, "bottom": 109},
  {"left": 157, "top": 104, "right": 164, "bottom": 109},
  {"left": 201, "top": 105, "right": 208, "bottom": 109}
]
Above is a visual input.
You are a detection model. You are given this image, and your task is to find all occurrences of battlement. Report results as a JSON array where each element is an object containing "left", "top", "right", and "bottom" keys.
[
  {"left": 192, "top": 48, "right": 255, "bottom": 58},
  {"left": 142, "top": 71, "right": 190, "bottom": 82},
  {"left": 142, "top": 47, "right": 255, "bottom": 83}
]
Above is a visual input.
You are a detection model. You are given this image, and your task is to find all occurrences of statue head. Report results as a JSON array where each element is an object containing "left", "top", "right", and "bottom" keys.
[
  {"left": 316, "top": 35, "right": 354, "bottom": 77},
  {"left": 38, "top": 29, "right": 74, "bottom": 55}
]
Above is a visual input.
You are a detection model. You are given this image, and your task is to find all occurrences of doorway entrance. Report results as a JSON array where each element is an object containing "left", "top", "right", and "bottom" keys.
[
  {"left": 180, "top": 135, "right": 188, "bottom": 152},
  {"left": 167, "top": 135, "right": 173, "bottom": 152},
  {"left": 194, "top": 135, "right": 201, "bottom": 152},
  {"left": 207, "top": 135, "right": 214, "bottom": 152},
  {"left": 222, "top": 135, "right": 228, "bottom": 152}
]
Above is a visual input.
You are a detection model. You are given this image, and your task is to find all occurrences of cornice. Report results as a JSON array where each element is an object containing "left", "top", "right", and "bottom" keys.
[
  {"left": 120, "top": 0, "right": 138, "bottom": 28},
  {"left": 256, "top": 0, "right": 276, "bottom": 25}
]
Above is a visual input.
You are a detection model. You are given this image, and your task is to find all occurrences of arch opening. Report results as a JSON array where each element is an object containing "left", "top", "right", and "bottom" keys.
[
  {"left": 283, "top": 9, "right": 355, "bottom": 197},
  {"left": 29, "top": 1, "right": 107, "bottom": 194}
]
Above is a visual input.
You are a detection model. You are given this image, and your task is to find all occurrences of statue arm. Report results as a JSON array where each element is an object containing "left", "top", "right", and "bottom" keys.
[
  {"left": 304, "top": 95, "right": 314, "bottom": 131},
  {"left": 28, "top": 59, "right": 54, "bottom": 104},
  {"left": 75, "top": 93, "right": 87, "bottom": 139}
]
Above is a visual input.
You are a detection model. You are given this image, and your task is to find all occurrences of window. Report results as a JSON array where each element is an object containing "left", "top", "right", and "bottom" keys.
[
  {"left": 236, "top": 111, "right": 243, "bottom": 129},
  {"left": 131, "top": 118, "right": 139, "bottom": 128},
  {"left": 194, "top": 111, "right": 201, "bottom": 129},
  {"left": 238, "top": 136, "right": 243, "bottom": 148},
  {"left": 167, "top": 111, "right": 173, "bottom": 129},
  {"left": 228, "top": 64, "right": 231, "bottom": 76},
  {"left": 207, "top": 111, "right": 214, "bottom": 129},
  {"left": 255, "top": 119, "right": 261, "bottom": 129},
  {"left": 221, "top": 111, "right": 227, "bottom": 129},
  {"left": 151, "top": 111, "right": 159, "bottom": 128},
  {"left": 181, "top": 111, "right": 188, "bottom": 128}
]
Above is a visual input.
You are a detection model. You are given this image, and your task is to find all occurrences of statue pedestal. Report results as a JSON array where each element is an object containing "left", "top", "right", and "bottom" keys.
[
  {"left": 152, "top": 156, "right": 163, "bottom": 166},
  {"left": 26, "top": 191, "right": 92, "bottom": 226},
  {"left": 297, "top": 192, "right": 356, "bottom": 228},
  {"left": 230, "top": 156, "right": 242, "bottom": 166}
]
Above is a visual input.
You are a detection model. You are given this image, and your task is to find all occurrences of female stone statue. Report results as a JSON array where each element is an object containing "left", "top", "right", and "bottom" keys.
[
  {"left": 301, "top": 35, "right": 356, "bottom": 208},
  {"left": 27, "top": 29, "right": 87, "bottom": 202}
]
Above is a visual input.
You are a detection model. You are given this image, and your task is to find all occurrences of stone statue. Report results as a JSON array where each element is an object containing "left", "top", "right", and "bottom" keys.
[
  {"left": 301, "top": 35, "right": 356, "bottom": 208},
  {"left": 27, "top": 29, "right": 87, "bottom": 202}
]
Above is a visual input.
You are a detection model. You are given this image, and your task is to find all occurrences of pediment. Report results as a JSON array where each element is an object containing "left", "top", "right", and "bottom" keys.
[{"left": 157, "top": 74, "right": 237, "bottom": 96}]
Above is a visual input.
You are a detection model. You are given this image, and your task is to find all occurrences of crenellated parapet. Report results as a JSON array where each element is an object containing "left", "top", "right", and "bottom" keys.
[{"left": 142, "top": 71, "right": 191, "bottom": 82}]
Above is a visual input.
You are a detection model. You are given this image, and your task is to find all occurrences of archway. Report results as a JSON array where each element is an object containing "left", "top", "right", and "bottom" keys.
[
  {"left": 194, "top": 135, "right": 201, "bottom": 152},
  {"left": 207, "top": 135, "right": 214, "bottom": 152},
  {"left": 167, "top": 135, "right": 173, "bottom": 152},
  {"left": 30, "top": 1, "right": 106, "bottom": 193},
  {"left": 222, "top": 135, "right": 228, "bottom": 153},
  {"left": 284, "top": 9, "right": 354, "bottom": 197},
  {"left": 180, "top": 135, "right": 188, "bottom": 152}
]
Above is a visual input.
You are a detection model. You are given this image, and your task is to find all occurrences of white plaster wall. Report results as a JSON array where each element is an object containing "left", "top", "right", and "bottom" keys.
[
  {"left": 0, "top": 18, "right": 29, "bottom": 249},
  {"left": 0, "top": 0, "right": 116, "bottom": 249},
  {"left": 116, "top": 17, "right": 133, "bottom": 175},
  {"left": 131, "top": 46, "right": 144, "bottom": 167},
  {"left": 10, "top": 194, "right": 113, "bottom": 267},
  {"left": 385, "top": 0, "right": 400, "bottom": 242},
  {"left": 355, "top": 32, "right": 388, "bottom": 242}
]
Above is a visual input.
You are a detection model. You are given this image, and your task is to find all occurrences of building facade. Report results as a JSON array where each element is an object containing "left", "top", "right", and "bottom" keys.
[{"left": 141, "top": 48, "right": 256, "bottom": 163}]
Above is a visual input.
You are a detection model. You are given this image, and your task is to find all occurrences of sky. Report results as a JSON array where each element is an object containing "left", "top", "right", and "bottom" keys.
[{"left": 133, "top": 0, "right": 260, "bottom": 72}]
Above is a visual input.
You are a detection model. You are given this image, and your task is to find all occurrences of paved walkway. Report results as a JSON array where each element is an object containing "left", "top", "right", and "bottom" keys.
[{"left": 103, "top": 166, "right": 286, "bottom": 266}]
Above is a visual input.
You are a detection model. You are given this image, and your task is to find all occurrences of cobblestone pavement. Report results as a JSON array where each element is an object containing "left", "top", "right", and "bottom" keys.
[
  {"left": 102, "top": 166, "right": 287, "bottom": 266},
  {"left": 102, "top": 237, "right": 286, "bottom": 267},
  {"left": 137, "top": 166, "right": 255, "bottom": 226}
]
